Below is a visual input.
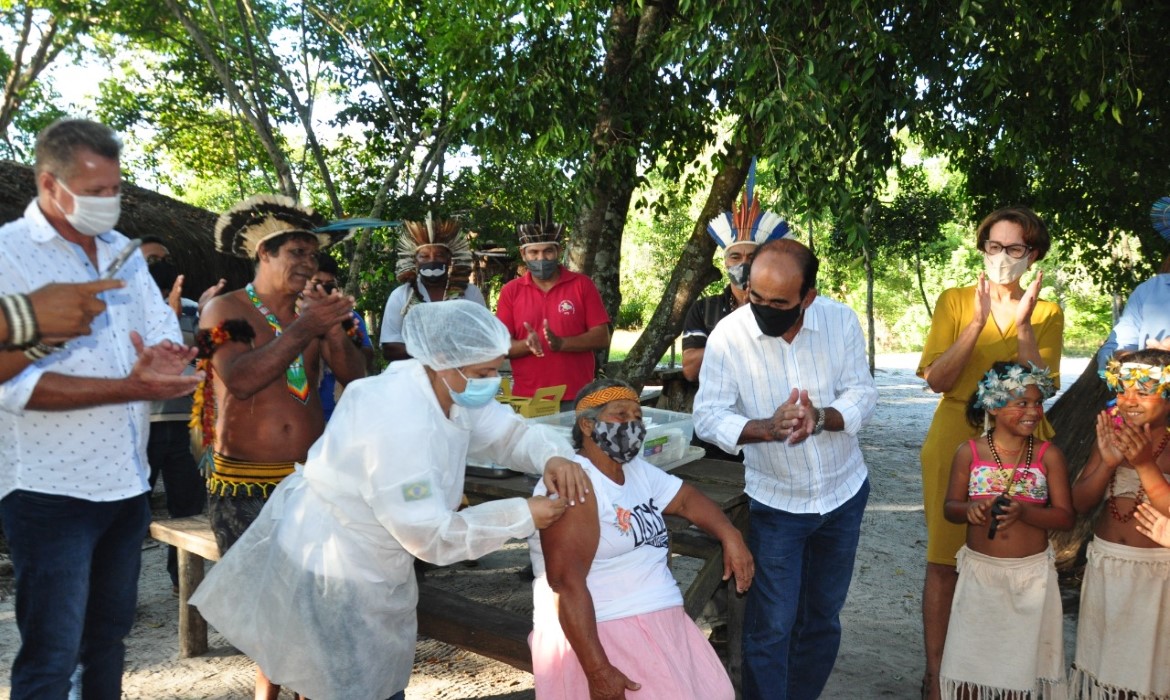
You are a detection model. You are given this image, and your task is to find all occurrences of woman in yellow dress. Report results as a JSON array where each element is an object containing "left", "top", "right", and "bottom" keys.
[{"left": 916, "top": 206, "right": 1064, "bottom": 699}]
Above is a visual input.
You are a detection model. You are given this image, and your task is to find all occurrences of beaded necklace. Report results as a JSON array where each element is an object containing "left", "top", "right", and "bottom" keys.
[
  {"left": 1107, "top": 430, "right": 1170, "bottom": 523},
  {"left": 986, "top": 432, "right": 1034, "bottom": 499},
  {"left": 245, "top": 283, "right": 310, "bottom": 404}
]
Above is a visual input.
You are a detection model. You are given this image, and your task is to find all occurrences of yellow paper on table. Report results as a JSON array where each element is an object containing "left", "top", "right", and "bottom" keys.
[{"left": 496, "top": 380, "right": 566, "bottom": 418}]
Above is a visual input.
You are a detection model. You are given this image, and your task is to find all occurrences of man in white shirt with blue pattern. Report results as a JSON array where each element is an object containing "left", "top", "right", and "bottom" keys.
[
  {"left": 694, "top": 238, "right": 877, "bottom": 700},
  {"left": 0, "top": 119, "right": 200, "bottom": 700}
]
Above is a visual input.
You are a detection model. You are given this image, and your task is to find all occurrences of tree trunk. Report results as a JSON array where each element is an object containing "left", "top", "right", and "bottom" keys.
[
  {"left": 565, "top": 0, "right": 675, "bottom": 322},
  {"left": 916, "top": 248, "right": 933, "bottom": 318},
  {"left": 863, "top": 243, "right": 876, "bottom": 376},
  {"left": 616, "top": 144, "right": 754, "bottom": 389},
  {"left": 1048, "top": 359, "right": 1112, "bottom": 568}
]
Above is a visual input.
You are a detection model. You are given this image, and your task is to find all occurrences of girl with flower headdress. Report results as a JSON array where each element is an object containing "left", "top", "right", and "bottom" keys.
[
  {"left": 1070, "top": 348, "right": 1170, "bottom": 698},
  {"left": 937, "top": 361, "right": 1072, "bottom": 699}
]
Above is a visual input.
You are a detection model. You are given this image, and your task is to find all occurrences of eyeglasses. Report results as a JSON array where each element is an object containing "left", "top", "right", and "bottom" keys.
[
  {"left": 145, "top": 254, "right": 173, "bottom": 265},
  {"left": 981, "top": 241, "right": 1033, "bottom": 259}
]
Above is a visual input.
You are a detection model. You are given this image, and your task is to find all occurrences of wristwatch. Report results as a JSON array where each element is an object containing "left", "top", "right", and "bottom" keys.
[{"left": 812, "top": 407, "right": 826, "bottom": 435}]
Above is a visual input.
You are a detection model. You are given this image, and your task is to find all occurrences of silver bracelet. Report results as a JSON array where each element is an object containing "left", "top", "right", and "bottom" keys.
[{"left": 0, "top": 294, "right": 39, "bottom": 348}]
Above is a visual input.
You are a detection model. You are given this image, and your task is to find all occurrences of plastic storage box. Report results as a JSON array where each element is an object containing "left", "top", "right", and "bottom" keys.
[{"left": 528, "top": 407, "right": 696, "bottom": 469}]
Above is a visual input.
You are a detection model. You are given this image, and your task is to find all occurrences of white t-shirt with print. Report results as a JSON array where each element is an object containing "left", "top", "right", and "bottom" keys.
[{"left": 530, "top": 453, "right": 684, "bottom": 622}]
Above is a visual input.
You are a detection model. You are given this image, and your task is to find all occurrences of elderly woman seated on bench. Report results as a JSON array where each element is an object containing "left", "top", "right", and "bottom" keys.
[{"left": 528, "top": 378, "right": 754, "bottom": 700}]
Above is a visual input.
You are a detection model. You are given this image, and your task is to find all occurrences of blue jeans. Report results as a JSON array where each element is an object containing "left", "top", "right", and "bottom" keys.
[
  {"left": 0, "top": 490, "right": 151, "bottom": 700},
  {"left": 741, "top": 479, "right": 870, "bottom": 700}
]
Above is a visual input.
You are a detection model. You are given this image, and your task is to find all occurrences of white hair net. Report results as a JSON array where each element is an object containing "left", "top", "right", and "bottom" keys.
[{"left": 402, "top": 299, "right": 511, "bottom": 370}]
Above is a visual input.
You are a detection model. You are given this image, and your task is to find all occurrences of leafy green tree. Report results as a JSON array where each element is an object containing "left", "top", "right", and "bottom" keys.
[
  {"left": 0, "top": 1, "right": 94, "bottom": 156},
  {"left": 869, "top": 166, "right": 957, "bottom": 318},
  {"left": 909, "top": 1, "right": 1170, "bottom": 292}
]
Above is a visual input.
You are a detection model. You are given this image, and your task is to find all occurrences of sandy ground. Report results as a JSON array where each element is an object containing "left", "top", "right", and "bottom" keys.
[{"left": 0, "top": 354, "right": 1091, "bottom": 699}]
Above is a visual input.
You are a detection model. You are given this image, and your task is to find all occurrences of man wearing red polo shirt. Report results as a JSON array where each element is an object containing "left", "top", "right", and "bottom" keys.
[{"left": 496, "top": 209, "right": 610, "bottom": 406}]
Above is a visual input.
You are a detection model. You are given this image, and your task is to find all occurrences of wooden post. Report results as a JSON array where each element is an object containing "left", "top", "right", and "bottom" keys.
[{"left": 177, "top": 550, "right": 208, "bottom": 658}]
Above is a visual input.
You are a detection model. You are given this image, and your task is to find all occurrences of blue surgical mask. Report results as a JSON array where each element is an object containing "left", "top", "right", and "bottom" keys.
[{"left": 444, "top": 369, "right": 502, "bottom": 408}]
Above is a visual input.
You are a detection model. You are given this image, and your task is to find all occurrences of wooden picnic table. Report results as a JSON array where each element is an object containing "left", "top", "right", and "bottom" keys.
[{"left": 150, "top": 458, "right": 749, "bottom": 685}]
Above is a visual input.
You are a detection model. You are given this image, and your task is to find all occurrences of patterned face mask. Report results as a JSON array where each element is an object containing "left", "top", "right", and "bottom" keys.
[{"left": 591, "top": 419, "right": 647, "bottom": 464}]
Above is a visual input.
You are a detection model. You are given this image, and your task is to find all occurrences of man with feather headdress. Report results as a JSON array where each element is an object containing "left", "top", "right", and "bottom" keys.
[
  {"left": 378, "top": 213, "right": 485, "bottom": 363},
  {"left": 682, "top": 158, "right": 790, "bottom": 384},
  {"left": 496, "top": 203, "right": 611, "bottom": 406},
  {"left": 682, "top": 159, "right": 789, "bottom": 462},
  {"left": 194, "top": 194, "right": 367, "bottom": 698}
]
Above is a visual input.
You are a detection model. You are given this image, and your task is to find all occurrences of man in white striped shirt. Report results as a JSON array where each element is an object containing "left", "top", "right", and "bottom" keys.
[{"left": 694, "top": 238, "right": 877, "bottom": 700}]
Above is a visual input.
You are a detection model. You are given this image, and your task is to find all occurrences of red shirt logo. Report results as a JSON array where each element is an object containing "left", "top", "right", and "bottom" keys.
[{"left": 558, "top": 300, "right": 576, "bottom": 315}]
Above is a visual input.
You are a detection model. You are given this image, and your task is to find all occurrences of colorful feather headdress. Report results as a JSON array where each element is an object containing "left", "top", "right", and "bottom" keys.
[
  {"left": 394, "top": 212, "right": 473, "bottom": 289},
  {"left": 216, "top": 195, "right": 338, "bottom": 259},
  {"left": 706, "top": 158, "right": 789, "bottom": 251},
  {"left": 517, "top": 201, "right": 565, "bottom": 249},
  {"left": 1149, "top": 197, "right": 1170, "bottom": 244}
]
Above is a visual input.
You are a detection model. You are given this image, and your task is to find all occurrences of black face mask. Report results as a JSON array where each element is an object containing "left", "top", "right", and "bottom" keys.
[
  {"left": 418, "top": 261, "right": 449, "bottom": 286},
  {"left": 148, "top": 259, "right": 179, "bottom": 296},
  {"left": 751, "top": 301, "right": 803, "bottom": 337}
]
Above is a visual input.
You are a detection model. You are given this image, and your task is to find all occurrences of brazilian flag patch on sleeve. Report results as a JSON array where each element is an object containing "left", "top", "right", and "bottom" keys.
[{"left": 402, "top": 480, "right": 433, "bottom": 502}]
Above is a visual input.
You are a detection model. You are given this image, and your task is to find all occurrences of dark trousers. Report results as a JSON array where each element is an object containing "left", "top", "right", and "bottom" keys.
[
  {"left": 0, "top": 491, "right": 151, "bottom": 700},
  {"left": 146, "top": 421, "right": 205, "bottom": 585},
  {"left": 741, "top": 479, "right": 870, "bottom": 700}
]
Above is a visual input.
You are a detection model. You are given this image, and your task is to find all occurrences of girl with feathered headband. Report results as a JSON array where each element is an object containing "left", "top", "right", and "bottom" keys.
[
  {"left": 1069, "top": 348, "right": 1170, "bottom": 698},
  {"left": 938, "top": 360, "right": 1071, "bottom": 698}
]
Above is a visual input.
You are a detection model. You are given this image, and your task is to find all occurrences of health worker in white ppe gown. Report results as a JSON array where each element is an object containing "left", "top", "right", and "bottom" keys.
[{"left": 191, "top": 299, "right": 588, "bottom": 700}]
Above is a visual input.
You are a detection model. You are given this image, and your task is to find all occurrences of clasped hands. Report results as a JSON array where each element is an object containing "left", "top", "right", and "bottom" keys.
[
  {"left": 522, "top": 320, "right": 561, "bottom": 356},
  {"left": 767, "top": 388, "right": 816, "bottom": 445},
  {"left": 1095, "top": 409, "right": 1159, "bottom": 469},
  {"left": 300, "top": 281, "right": 357, "bottom": 338}
]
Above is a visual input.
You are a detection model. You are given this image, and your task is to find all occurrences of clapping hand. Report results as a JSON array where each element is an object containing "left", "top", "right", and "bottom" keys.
[
  {"left": 1113, "top": 420, "right": 1158, "bottom": 468},
  {"left": 126, "top": 331, "right": 202, "bottom": 400},
  {"left": 1015, "top": 269, "right": 1043, "bottom": 329},
  {"left": 542, "top": 320, "right": 563, "bottom": 352},
  {"left": 1095, "top": 410, "right": 1126, "bottom": 470},
  {"left": 768, "top": 388, "right": 813, "bottom": 444},
  {"left": 300, "top": 281, "right": 356, "bottom": 337},
  {"left": 971, "top": 273, "right": 991, "bottom": 329},
  {"left": 522, "top": 322, "right": 544, "bottom": 357}
]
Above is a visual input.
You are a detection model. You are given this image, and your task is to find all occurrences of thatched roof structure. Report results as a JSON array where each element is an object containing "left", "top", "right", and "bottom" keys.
[{"left": 0, "top": 160, "right": 251, "bottom": 295}]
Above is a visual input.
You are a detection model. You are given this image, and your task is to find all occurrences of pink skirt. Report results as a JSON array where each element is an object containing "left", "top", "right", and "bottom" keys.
[{"left": 529, "top": 605, "right": 733, "bottom": 700}]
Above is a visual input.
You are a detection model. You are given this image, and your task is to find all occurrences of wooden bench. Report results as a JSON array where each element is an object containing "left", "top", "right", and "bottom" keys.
[
  {"left": 149, "top": 515, "right": 534, "bottom": 669},
  {"left": 148, "top": 515, "right": 219, "bottom": 658},
  {"left": 149, "top": 510, "right": 738, "bottom": 678}
]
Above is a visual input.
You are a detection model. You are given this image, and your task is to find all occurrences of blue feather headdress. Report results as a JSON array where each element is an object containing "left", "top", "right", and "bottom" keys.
[
  {"left": 706, "top": 158, "right": 789, "bottom": 251},
  {"left": 1150, "top": 197, "right": 1170, "bottom": 244}
]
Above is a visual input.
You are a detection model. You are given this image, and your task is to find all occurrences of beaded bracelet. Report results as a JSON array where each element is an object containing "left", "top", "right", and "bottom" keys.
[
  {"left": 23, "top": 341, "right": 65, "bottom": 361},
  {"left": 0, "top": 293, "right": 39, "bottom": 349}
]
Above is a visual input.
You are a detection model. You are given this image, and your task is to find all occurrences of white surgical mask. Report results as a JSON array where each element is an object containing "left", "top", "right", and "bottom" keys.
[
  {"left": 54, "top": 178, "right": 121, "bottom": 237},
  {"left": 982, "top": 251, "right": 1030, "bottom": 285}
]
